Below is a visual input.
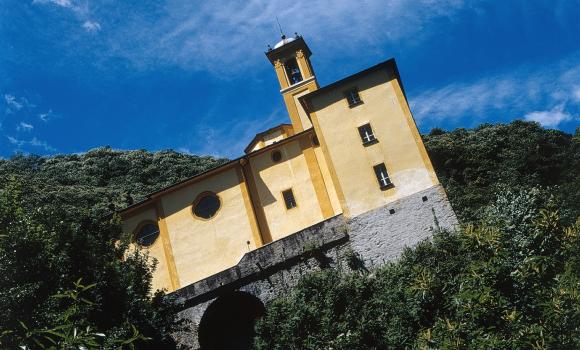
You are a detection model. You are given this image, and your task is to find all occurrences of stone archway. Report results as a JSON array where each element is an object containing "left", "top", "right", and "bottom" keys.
[{"left": 197, "top": 291, "right": 265, "bottom": 350}]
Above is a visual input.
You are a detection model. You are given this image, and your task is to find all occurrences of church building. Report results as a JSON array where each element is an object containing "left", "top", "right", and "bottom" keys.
[{"left": 118, "top": 34, "right": 453, "bottom": 294}]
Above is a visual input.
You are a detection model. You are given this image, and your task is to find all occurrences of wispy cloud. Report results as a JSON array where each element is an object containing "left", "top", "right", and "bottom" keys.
[
  {"left": 2, "top": 92, "right": 60, "bottom": 154},
  {"left": 524, "top": 105, "right": 575, "bottom": 128},
  {"left": 33, "top": 0, "right": 99, "bottom": 33},
  {"left": 410, "top": 53, "right": 580, "bottom": 128},
  {"left": 82, "top": 20, "right": 101, "bottom": 33},
  {"left": 4, "top": 94, "right": 23, "bottom": 111},
  {"left": 32, "top": 0, "right": 73, "bottom": 8},
  {"left": 572, "top": 86, "right": 580, "bottom": 103},
  {"left": 4, "top": 94, "right": 26, "bottom": 113},
  {"left": 27, "top": 0, "right": 474, "bottom": 74},
  {"left": 7, "top": 135, "right": 56, "bottom": 152},
  {"left": 38, "top": 109, "right": 58, "bottom": 122},
  {"left": 16, "top": 121, "right": 34, "bottom": 132},
  {"left": 181, "top": 105, "right": 285, "bottom": 158}
]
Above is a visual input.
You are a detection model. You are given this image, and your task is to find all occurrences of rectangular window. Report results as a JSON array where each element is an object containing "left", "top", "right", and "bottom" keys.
[
  {"left": 373, "top": 163, "right": 393, "bottom": 189},
  {"left": 282, "top": 189, "right": 297, "bottom": 209},
  {"left": 345, "top": 88, "right": 362, "bottom": 107},
  {"left": 358, "top": 123, "right": 376, "bottom": 144}
]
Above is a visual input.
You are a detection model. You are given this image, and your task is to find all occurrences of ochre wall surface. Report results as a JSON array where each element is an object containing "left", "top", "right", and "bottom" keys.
[
  {"left": 122, "top": 131, "right": 342, "bottom": 291},
  {"left": 313, "top": 145, "right": 342, "bottom": 215},
  {"left": 121, "top": 52, "right": 440, "bottom": 295},
  {"left": 288, "top": 86, "right": 315, "bottom": 130},
  {"left": 160, "top": 168, "right": 257, "bottom": 288},
  {"left": 249, "top": 138, "right": 329, "bottom": 241},
  {"left": 308, "top": 66, "right": 439, "bottom": 217},
  {"left": 122, "top": 207, "right": 173, "bottom": 292}
]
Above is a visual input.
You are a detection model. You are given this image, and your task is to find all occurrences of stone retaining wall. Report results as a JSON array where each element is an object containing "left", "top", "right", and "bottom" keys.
[{"left": 171, "top": 184, "right": 458, "bottom": 349}]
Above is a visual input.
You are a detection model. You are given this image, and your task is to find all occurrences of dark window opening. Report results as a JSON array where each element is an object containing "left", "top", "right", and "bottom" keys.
[
  {"left": 311, "top": 135, "right": 320, "bottom": 146},
  {"left": 193, "top": 193, "right": 221, "bottom": 219},
  {"left": 271, "top": 150, "right": 282, "bottom": 163},
  {"left": 282, "top": 189, "right": 297, "bottom": 209},
  {"left": 389, "top": 209, "right": 396, "bottom": 215},
  {"left": 358, "top": 123, "right": 376, "bottom": 144},
  {"left": 345, "top": 88, "right": 362, "bottom": 107},
  {"left": 135, "top": 223, "right": 160, "bottom": 247},
  {"left": 373, "top": 163, "right": 393, "bottom": 189},
  {"left": 284, "top": 58, "right": 303, "bottom": 85},
  {"left": 422, "top": 196, "right": 428, "bottom": 202}
]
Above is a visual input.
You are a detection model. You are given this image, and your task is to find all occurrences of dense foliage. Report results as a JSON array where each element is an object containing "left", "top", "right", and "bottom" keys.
[
  {"left": 255, "top": 189, "right": 580, "bottom": 349},
  {"left": 424, "top": 121, "right": 579, "bottom": 223},
  {"left": 254, "top": 121, "right": 580, "bottom": 349},
  {"left": 0, "top": 121, "right": 578, "bottom": 349},
  {"left": 0, "top": 148, "right": 225, "bottom": 349}
]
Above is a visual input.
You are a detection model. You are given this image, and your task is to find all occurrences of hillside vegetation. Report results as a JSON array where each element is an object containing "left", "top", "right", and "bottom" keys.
[
  {"left": 0, "top": 121, "right": 578, "bottom": 349},
  {"left": 255, "top": 121, "right": 580, "bottom": 349},
  {"left": 425, "top": 121, "right": 579, "bottom": 223},
  {"left": 0, "top": 150, "right": 226, "bottom": 349}
]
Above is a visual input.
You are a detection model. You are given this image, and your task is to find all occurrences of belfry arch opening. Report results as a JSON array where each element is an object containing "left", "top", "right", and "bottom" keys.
[{"left": 198, "top": 291, "right": 266, "bottom": 350}]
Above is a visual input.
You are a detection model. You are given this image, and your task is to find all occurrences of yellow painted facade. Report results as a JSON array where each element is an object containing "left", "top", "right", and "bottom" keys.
[
  {"left": 302, "top": 64, "right": 439, "bottom": 217},
  {"left": 120, "top": 35, "right": 439, "bottom": 293}
]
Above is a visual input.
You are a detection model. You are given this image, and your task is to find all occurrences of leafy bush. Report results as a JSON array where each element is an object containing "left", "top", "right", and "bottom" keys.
[
  {"left": 423, "top": 121, "right": 579, "bottom": 223},
  {"left": 255, "top": 188, "right": 580, "bottom": 349},
  {"left": 0, "top": 148, "right": 224, "bottom": 349}
]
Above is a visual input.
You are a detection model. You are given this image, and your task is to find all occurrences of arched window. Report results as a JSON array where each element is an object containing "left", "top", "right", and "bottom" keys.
[
  {"left": 193, "top": 192, "right": 221, "bottom": 220},
  {"left": 311, "top": 135, "right": 319, "bottom": 146},
  {"left": 135, "top": 222, "right": 160, "bottom": 247},
  {"left": 284, "top": 58, "right": 303, "bottom": 85},
  {"left": 271, "top": 150, "right": 282, "bottom": 163}
]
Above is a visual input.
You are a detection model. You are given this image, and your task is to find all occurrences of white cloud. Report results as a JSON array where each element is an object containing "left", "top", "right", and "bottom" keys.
[
  {"left": 184, "top": 105, "right": 285, "bottom": 158},
  {"left": 32, "top": 0, "right": 73, "bottom": 8},
  {"left": 39, "top": 109, "right": 58, "bottom": 122},
  {"left": 6, "top": 135, "right": 56, "bottom": 152},
  {"left": 33, "top": 0, "right": 93, "bottom": 32},
  {"left": 572, "top": 86, "right": 580, "bottom": 103},
  {"left": 3, "top": 94, "right": 35, "bottom": 114},
  {"left": 16, "top": 121, "right": 34, "bottom": 132},
  {"left": 29, "top": 0, "right": 473, "bottom": 73},
  {"left": 4, "top": 94, "right": 24, "bottom": 112},
  {"left": 6, "top": 135, "right": 23, "bottom": 146},
  {"left": 30, "top": 137, "right": 56, "bottom": 151},
  {"left": 83, "top": 20, "right": 101, "bottom": 33},
  {"left": 524, "top": 106, "right": 575, "bottom": 128},
  {"left": 409, "top": 53, "right": 580, "bottom": 127}
]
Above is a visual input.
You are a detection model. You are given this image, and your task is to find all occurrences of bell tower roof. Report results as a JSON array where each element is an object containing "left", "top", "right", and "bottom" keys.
[
  {"left": 265, "top": 35, "right": 312, "bottom": 64},
  {"left": 273, "top": 35, "right": 295, "bottom": 49}
]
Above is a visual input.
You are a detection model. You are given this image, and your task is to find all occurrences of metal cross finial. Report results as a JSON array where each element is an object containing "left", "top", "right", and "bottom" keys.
[{"left": 276, "top": 16, "right": 285, "bottom": 39}]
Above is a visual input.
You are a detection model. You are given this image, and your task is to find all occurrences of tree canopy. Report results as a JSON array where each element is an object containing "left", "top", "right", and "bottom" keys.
[
  {"left": 0, "top": 121, "right": 578, "bottom": 349},
  {"left": 0, "top": 148, "right": 225, "bottom": 349}
]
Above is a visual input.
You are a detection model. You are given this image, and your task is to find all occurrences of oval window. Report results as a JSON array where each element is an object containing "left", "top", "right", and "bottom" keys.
[
  {"left": 193, "top": 192, "right": 221, "bottom": 220},
  {"left": 135, "top": 223, "right": 160, "bottom": 247},
  {"left": 271, "top": 150, "right": 282, "bottom": 163}
]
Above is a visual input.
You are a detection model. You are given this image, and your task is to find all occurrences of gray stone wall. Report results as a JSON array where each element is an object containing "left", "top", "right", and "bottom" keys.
[
  {"left": 348, "top": 184, "right": 458, "bottom": 267},
  {"left": 170, "top": 184, "right": 458, "bottom": 349}
]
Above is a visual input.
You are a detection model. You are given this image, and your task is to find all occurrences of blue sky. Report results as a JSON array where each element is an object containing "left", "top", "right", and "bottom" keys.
[{"left": 1, "top": 0, "right": 579, "bottom": 158}]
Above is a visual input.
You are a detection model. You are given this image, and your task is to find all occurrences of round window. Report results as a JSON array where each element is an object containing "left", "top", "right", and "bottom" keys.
[
  {"left": 135, "top": 223, "right": 160, "bottom": 247},
  {"left": 271, "top": 150, "right": 282, "bottom": 163},
  {"left": 193, "top": 192, "right": 221, "bottom": 220}
]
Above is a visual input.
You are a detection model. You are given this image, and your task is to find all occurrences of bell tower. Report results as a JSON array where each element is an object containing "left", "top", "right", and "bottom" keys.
[{"left": 266, "top": 34, "right": 318, "bottom": 131}]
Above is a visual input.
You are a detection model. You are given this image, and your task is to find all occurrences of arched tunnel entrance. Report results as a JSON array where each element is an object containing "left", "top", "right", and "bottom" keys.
[{"left": 198, "top": 291, "right": 265, "bottom": 350}]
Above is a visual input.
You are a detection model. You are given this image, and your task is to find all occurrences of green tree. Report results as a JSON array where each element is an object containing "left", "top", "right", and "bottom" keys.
[
  {"left": 0, "top": 148, "right": 224, "bottom": 349},
  {"left": 255, "top": 188, "right": 580, "bottom": 349},
  {"left": 423, "top": 121, "right": 579, "bottom": 223}
]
